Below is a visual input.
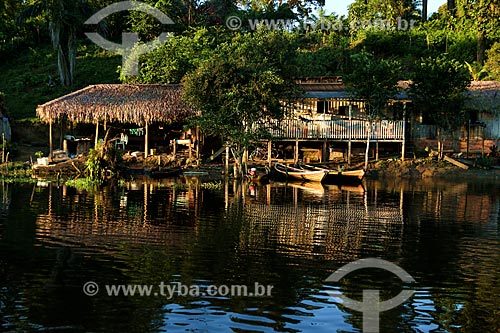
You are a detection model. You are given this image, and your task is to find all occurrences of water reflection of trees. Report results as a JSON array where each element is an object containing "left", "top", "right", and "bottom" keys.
[
  {"left": 394, "top": 179, "right": 500, "bottom": 332},
  {"left": 15, "top": 178, "right": 500, "bottom": 332},
  {"left": 0, "top": 180, "right": 11, "bottom": 240}
]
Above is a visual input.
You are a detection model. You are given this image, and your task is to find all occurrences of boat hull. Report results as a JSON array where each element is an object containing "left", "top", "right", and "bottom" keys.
[
  {"left": 299, "top": 164, "right": 365, "bottom": 182},
  {"left": 274, "top": 163, "right": 327, "bottom": 182}
]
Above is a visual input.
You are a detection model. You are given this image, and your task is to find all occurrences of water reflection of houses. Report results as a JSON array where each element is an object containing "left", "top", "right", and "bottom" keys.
[
  {"left": 34, "top": 179, "right": 207, "bottom": 250},
  {"left": 32, "top": 178, "right": 499, "bottom": 260},
  {"left": 238, "top": 183, "right": 405, "bottom": 261},
  {"left": 404, "top": 181, "right": 500, "bottom": 225}
]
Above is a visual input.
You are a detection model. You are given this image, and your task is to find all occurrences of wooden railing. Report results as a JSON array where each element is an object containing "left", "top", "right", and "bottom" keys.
[{"left": 260, "top": 118, "right": 405, "bottom": 140}]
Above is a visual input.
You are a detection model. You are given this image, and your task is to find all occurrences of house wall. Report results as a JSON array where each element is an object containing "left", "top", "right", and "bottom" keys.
[
  {"left": 479, "top": 112, "right": 500, "bottom": 139},
  {"left": 409, "top": 109, "right": 500, "bottom": 154},
  {"left": 283, "top": 98, "right": 366, "bottom": 119}
]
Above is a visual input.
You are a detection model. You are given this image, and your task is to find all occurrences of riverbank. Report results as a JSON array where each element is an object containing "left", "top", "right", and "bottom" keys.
[
  {"left": 369, "top": 158, "right": 500, "bottom": 181},
  {"left": 4, "top": 144, "right": 500, "bottom": 183}
]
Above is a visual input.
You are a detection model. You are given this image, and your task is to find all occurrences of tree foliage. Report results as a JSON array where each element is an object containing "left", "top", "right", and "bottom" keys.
[
  {"left": 182, "top": 30, "right": 299, "bottom": 174},
  {"left": 17, "top": 0, "right": 92, "bottom": 86},
  {"left": 484, "top": 42, "right": 500, "bottom": 80},
  {"left": 409, "top": 55, "right": 471, "bottom": 156},
  {"left": 348, "top": 0, "right": 419, "bottom": 25},
  {"left": 345, "top": 52, "right": 402, "bottom": 117},
  {"left": 124, "top": 27, "right": 225, "bottom": 84},
  {"left": 344, "top": 52, "right": 402, "bottom": 168}
]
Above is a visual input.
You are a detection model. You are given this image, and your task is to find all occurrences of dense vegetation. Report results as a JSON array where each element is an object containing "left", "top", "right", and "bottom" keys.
[{"left": 0, "top": 0, "right": 499, "bottom": 124}]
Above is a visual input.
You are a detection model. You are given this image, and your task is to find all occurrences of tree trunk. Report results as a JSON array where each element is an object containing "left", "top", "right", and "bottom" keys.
[
  {"left": 230, "top": 146, "right": 244, "bottom": 178},
  {"left": 477, "top": 30, "right": 486, "bottom": 64},
  {"left": 437, "top": 127, "right": 443, "bottom": 159},
  {"left": 422, "top": 0, "right": 428, "bottom": 20},
  {"left": 56, "top": 29, "right": 76, "bottom": 86},
  {"left": 364, "top": 122, "right": 371, "bottom": 170},
  {"left": 447, "top": 0, "right": 456, "bottom": 15}
]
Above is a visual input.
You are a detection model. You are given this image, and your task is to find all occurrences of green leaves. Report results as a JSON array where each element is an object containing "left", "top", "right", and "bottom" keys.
[
  {"left": 182, "top": 30, "right": 299, "bottom": 148},
  {"left": 344, "top": 52, "right": 402, "bottom": 118},
  {"left": 409, "top": 55, "right": 471, "bottom": 131}
]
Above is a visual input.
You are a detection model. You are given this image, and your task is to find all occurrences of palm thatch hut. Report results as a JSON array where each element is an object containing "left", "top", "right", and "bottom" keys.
[
  {"left": 465, "top": 81, "right": 500, "bottom": 112},
  {"left": 464, "top": 81, "right": 500, "bottom": 147},
  {"left": 36, "top": 84, "right": 197, "bottom": 159}
]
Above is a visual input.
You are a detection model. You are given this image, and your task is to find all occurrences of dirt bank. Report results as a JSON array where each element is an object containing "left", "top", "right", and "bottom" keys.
[{"left": 369, "top": 158, "right": 500, "bottom": 181}]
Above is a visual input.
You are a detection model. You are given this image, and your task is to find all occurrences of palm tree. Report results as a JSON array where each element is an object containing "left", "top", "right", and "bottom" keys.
[{"left": 17, "top": 0, "right": 90, "bottom": 86}]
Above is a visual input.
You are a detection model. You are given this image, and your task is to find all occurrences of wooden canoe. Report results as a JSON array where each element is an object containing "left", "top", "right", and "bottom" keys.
[
  {"left": 300, "top": 164, "right": 365, "bottom": 181},
  {"left": 274, "top": 163, "right": 328, "bottom": 182}
]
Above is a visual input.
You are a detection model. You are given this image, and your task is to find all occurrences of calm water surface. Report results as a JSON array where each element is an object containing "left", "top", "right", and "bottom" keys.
[{"left": 0, "top": 177, "right": 499, "bottom": 332}]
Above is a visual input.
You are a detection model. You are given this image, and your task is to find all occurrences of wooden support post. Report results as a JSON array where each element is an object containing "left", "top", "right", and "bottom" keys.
[
  {"left": 225, "top": 145, "right": 229, "bottom": 175},
  {"left": 294, "top": 139, "right": 299, "bottom": 164},
  {"left": 173, "top": 140, "right": 177, "bottom": 155},
  {"left": 59, "top": 118, "right": 64, "bottom": 151},
  {"left": 347, "top": 140, "right": 352, "bottom": 166},
  {"left": 49, "top": 120, "right": 53, "bottom": 161},
  {"left": 144, "top": 123, "right": 149, "bottom": 158},
  {"left": 348, "top": 104, "right": 352, "bottom": 166},
  {"left": 322, "top": 140, "right": 328, "bottom": 162},
  {"left": 376, "top": 141, "right": 379, "bottom": 161},
  {"left": 94, "top": 122, "right": 99, "bottom": 148},
  {"left": 195, "top": 126, "right": 200, "bottom": 160},
  {"left": 267, "top": 140, "right": 272, "bottom": 166},
  {"left": 466, "top": 119, "right": 470, "bottom": 158},
  {"left": 2, "top": 133, "right": 5, "bottom": 164},
  {"left": 401, "top": 106, "right": 406, "bottom": 161}
]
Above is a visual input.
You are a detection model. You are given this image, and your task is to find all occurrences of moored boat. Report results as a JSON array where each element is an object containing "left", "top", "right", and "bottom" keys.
[{"left": 274, "top": 163, "right": 328, "bottom": 182}]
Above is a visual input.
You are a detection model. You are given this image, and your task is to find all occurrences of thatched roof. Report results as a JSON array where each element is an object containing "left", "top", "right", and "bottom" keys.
[
  {"left": 465, "top": 81, "right": 500, "bottom": 113},
  {"left": 297, "top": 76, "right": 344, "bottom": 91},
  {"left": 36, "top": 84, "right": 197, "bottom": 125}
]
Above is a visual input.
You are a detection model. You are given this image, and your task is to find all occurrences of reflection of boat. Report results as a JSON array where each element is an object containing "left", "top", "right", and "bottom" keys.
[
  {"left": 182, "top": 170, "right": 209, "bottom": 176},
  {"left": 324, "top": 183, "right": 365, "bottom": 194},
  {"left": 150, "top": 167, "right": 182, "bottom": 178},
  {"left": 286, "top": 181, "right": 326, "bottom": 195},
  {"left": 300, "top": 164, "right": 365, "bottom": 182},
  {"left": 274, "top": 163, "right": 328, "bottom": 182}
]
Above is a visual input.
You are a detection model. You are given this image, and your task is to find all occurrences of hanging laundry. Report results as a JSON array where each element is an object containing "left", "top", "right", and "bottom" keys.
[{"left": 129, "top": 128, "right": 145, "bottom": 136}]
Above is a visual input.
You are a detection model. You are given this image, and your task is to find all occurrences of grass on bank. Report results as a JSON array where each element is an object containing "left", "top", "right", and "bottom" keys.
[{"left": 0, "top": 43, "right": 121, "bottom": 121}]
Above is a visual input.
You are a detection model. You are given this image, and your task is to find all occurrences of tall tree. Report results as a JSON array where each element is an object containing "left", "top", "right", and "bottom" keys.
[
  {"left": 238, "top": 0, "right": 325, "bottom": 17},
  {"left": 17, "top": 0, "right": 91, "bottom": 86},
  {"left": 467, "top": 0, "right": 500, "bottom": 63},
  {"left": 409, "top": 56, "right": 471, "bottom": 158},
  {"left": 348, "top": 0, "right": 419, "bottom": 24},
  {"left": 344, "top": 52, "right": 402, "bottom": 169},
  {"left": 123, "top": 27, "right": 223, "bottom": 84},
  {"left": 182, "top": 30, "right": 299, "bottom": 175}
]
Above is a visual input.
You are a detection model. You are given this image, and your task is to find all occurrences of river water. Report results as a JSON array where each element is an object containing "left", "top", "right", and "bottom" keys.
[{"left": 0, "top": 177, "right": 499, "bottom": 332}]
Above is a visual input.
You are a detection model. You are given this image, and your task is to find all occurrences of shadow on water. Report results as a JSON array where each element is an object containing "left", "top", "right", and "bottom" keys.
[{"left": 0, "top": 176, "right": 499, "bottom": 332}]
